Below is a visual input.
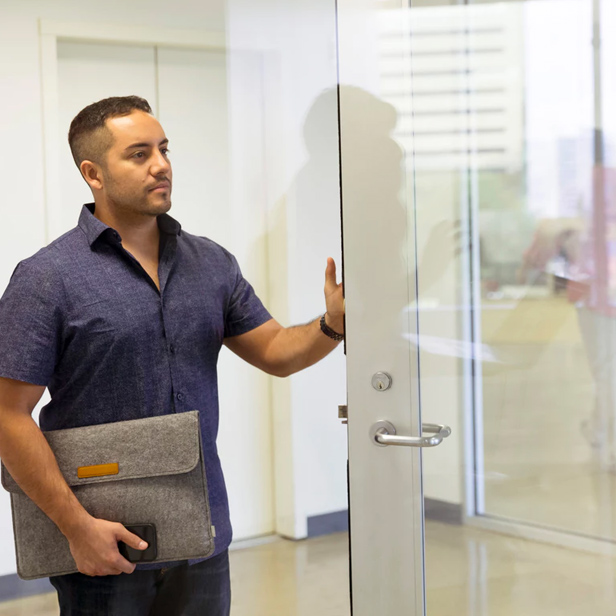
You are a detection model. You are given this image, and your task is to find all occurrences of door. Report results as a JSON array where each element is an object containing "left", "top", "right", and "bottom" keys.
[{"left": 340, "top": 0, "right": 616, "bottom": 614}]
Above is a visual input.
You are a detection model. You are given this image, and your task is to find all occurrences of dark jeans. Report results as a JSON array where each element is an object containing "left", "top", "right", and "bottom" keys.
[{"left": 49, "top": 550, "right": 231, "bottom": 616}]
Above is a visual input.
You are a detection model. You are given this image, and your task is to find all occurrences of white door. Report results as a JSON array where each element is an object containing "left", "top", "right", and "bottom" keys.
[
  {"left": 340, "top": 0, "right": 616, "bottom": 614},
  {"left": 55, "top": 39, "right": 274, "bottom": 541},
  {"left": 338, "top": 3, "right": 429, "bottom": 610}
]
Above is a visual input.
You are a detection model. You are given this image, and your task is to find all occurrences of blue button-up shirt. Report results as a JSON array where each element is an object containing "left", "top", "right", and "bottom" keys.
[{"left": 0, "top": 203, "right": 272, "bottom": 567}]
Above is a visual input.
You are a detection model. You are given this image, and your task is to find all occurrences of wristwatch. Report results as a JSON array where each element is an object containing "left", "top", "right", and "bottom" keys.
[{"left": 320, "top": 314, "right": 344, "bottom": 341}]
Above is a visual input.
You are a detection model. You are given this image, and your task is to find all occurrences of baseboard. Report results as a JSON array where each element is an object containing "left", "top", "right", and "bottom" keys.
[
  {"left": 0, "top": 574, "right": 54, "bottom": 602},
  {"left": 307, "top": 509, "right": 349, "bottom": 538},
  {"left": 424, "top": 497, "right": 463, "bottom": 525}
]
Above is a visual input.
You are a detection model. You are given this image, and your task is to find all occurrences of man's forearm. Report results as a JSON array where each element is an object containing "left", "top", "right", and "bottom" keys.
[
  {"left": 0, "top": 410, "right": 89, "bottom": 537},
  {"left": 270, "top": 313, "right": 344, "bottom": 377}
]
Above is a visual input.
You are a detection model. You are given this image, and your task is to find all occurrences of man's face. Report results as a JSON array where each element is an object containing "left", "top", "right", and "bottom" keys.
[{"left": 99, "top": 111, "right": 172, "bottom": 217}]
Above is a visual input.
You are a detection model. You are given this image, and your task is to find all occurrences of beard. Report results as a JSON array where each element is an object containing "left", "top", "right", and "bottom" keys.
[{"left": 103, "top": 173, "right": 172, "bottom": 217}]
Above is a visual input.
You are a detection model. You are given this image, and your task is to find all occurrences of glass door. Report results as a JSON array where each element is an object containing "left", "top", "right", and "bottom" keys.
[
  {"left": 338, "top": 1, "right": 435, "bottom": 613},
  {"left": 340, "top": 0, "right": 616, "bottom": 614}
]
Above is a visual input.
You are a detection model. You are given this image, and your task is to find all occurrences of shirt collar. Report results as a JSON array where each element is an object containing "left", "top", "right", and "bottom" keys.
[{"left": 78, "top": 203, "right": 182, "bottom": 247}]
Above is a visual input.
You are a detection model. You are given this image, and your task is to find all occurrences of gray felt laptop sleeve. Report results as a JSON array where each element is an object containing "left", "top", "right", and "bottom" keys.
[{"left": 1, "top": 410, "right": 215, "bottom": 580}]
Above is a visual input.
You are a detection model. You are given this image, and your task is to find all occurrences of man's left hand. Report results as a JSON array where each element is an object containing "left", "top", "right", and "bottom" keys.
[{"left": 324, "top": 257, "right": 344, "bottom": 334}]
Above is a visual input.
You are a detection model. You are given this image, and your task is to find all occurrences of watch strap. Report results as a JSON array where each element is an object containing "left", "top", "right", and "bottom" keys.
[{"left": 320, "top": 314, "right": 344, "bottom": 341}]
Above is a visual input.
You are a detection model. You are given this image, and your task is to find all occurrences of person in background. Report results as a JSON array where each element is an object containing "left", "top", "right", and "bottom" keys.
[{"left": 518, "top": 168, "right": 616, "bottom": 469}]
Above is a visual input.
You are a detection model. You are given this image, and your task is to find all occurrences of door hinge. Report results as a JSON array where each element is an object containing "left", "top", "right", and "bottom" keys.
[{"left": 339, "top": 404, "right": 348, "bottom": 425}]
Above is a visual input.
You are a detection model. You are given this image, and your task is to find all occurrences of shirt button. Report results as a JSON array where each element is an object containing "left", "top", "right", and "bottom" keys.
[
  {"left": 176, "top": 393, "right": 184, "bottom": 402},
  {"left": 169, "top": 344, "right": 175, "bottom": 354}
]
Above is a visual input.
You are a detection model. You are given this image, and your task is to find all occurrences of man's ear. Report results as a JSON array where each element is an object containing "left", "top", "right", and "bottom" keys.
[{"left": 80, "top": 160, "right": 104, "bottom": 191}]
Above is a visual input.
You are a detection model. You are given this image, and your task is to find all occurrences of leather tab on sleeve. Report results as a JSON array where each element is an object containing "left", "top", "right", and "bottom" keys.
[{"left": 77, "top": 463, "right": 119, "bottom": 479}]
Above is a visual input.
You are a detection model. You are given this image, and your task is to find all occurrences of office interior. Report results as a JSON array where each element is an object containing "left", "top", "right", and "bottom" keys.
[{"left": 1, "top": 0, "right": 616, "bottom": 614}]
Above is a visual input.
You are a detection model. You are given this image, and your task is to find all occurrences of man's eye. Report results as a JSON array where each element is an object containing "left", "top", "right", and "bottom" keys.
[
  {"left": 161, "top": 148, "right": 170, "bottom": 156},
  {"left": 132, "top": 152, "right": 145, "bottom": 159}
]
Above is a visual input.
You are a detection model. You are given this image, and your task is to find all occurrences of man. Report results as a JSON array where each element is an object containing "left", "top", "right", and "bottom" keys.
[{"left": 0, "top": 95, "right": 345, "bottom": 615}]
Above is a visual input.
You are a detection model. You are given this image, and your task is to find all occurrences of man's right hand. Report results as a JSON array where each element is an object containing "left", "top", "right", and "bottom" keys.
[{"left": 65, "top": 515, "right": 148, "bottom": 576}]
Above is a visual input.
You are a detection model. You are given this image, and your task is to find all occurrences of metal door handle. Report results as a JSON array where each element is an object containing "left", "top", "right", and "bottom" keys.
[{"left": 370, "top": 420, "right": 451, "bottom": 448}]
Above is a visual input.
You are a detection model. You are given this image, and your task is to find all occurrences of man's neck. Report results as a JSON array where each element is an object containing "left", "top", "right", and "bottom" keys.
[{"left": 92, "top": 201, "right": 160, "bottom": 258}]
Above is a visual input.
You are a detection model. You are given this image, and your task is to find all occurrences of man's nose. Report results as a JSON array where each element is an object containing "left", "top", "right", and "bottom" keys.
[{"left": 151, "top": 151, "right": 171, "bottom": 175}]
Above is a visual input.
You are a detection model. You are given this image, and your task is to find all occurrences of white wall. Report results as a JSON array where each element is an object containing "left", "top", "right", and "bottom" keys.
[{"left": 0, "top": 0, "right": 347, "bottom": 577}]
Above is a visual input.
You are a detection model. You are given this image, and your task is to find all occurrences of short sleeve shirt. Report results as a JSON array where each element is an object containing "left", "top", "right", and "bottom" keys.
[{"left": 0, "top": 203, "right": 272, "bottom": 567}]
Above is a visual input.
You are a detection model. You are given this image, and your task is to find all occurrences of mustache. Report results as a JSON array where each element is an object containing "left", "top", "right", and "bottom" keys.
[{"left": 148, "top": 178, "right": 171, "bottom": 190}]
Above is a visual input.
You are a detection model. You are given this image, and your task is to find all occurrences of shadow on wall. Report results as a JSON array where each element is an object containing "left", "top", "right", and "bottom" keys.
[{"left": 294, "top": 86, "right": 460, "bottom": 347}]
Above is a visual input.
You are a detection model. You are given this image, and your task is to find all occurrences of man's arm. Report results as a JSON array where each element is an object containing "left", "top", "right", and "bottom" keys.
[
  {"left": 0, "top": 377, "right": 147, "bottom": 576},
  {"left": 224, "top": 258, "right": 345, "bottom": 377}
]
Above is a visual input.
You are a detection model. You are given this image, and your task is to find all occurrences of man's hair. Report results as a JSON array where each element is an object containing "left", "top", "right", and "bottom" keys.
[{"left": 68, "top": 95, "right": 153, "bottom": 170}]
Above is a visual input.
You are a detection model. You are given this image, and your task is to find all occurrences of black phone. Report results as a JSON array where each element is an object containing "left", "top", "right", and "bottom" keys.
[{"left": 118, "top": 524, "right": 158, "bottom": 563}]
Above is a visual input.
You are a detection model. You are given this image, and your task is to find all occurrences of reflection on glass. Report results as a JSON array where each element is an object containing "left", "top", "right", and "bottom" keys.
[
  {"left": 375, "top": 0, "right": 616, "bottom": 614},
  {"left": 474, "top": 0, "right": 616, "bottom": 542}
]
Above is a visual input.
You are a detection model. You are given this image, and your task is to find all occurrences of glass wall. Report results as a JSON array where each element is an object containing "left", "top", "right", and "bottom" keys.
[
  {"left": 339, "top": 0, "right": 616, "bottom": 613},
  {"left": 401, "top": 0, "right": 616, "bottom": 613}
]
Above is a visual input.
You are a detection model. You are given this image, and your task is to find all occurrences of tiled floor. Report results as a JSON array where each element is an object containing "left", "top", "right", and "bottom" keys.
[
  {"left": 2, "top": 523, "right": 616, "bottom": 616},
  {"left": 425, "top": 522, "right": 616, "bottom": 616}
]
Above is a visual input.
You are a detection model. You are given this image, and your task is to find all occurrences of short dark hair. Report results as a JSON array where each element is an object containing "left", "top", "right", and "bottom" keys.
[{"left": 68, "top": 95, "right": 153, "bottom": 169}]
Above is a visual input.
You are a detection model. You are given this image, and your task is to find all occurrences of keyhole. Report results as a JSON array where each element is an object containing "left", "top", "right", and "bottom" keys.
[{"left": 372, "top": 372, "right": 392, "bottom": 392}]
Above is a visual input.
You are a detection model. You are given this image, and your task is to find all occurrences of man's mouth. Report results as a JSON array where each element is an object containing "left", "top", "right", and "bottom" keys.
[{"left": 150, "top": 181, "right": 170, "bottom": 192}]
